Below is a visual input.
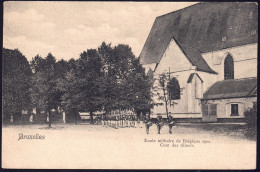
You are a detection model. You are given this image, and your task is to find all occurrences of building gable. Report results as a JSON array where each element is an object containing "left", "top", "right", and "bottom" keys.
[
  {"left": 154, "top": 39, "right": 193, "bottom": 75},
  {"left": 139, "top": 2, "right": 258, "bottom": 66}
]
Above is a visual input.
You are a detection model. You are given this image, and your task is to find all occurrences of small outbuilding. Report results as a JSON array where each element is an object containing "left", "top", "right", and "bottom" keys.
[{"left": 201, "top": 77, "right": 257, "bottom": 122}]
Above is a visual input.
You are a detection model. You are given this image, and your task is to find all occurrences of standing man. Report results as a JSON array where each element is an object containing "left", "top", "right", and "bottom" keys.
[
  {"left": 144, "top": 116, "right": 152, "bottom": 134},
  {"left": 156, "top": 116, "right": 164, "bottom": 134},
  {"left": 167, "top": 115, "right": 175, "bottom": 134}
]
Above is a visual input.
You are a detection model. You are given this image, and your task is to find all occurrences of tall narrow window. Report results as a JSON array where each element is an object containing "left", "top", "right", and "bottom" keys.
[
  {"left": 167, "top": 77, "right": 180, "bottom": 100},
  {"left": 224, "top": 54, "right": 234, "bottom": 80}
]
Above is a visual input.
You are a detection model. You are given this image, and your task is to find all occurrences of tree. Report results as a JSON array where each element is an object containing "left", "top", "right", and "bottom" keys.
[
  {"left": 57, "top": 69, "right": 81, "bottom": 124},
  {"left": 2, "top": 48, "right": 32, "bottom": 124},
  {"left": 98, "top": 42, "right": 119, "bottom": 113},
  {"left": 113, "top": 44, "right": 136, "bottom": 110},
  {"left": 30, "top": 53, "right": 61, "bottom": 128},
  {"left": 126, "top": 58, "right": 152, "bottom": 117},
  {"left": 56, "top": 58, "right": 80, "bottom": 124},
  {"left": 77, "top": 49, "right": 104, "bottom": 124},
  {"left": 98, "top": 42, "right": 152, "bottom": 116},
  {"left": 158, "top": 73, "right": 170, "bottom": 118},
  {"left": 153, "top": 72, "right": 181, "bottom": 119},
  {"left": 58, "top": 49, "right": 104, "bottom": 124}
]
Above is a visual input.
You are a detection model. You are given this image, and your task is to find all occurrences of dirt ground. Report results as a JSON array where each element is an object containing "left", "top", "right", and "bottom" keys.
[{"left": 2, "top": 122, "right": 256, "bottom": 169}]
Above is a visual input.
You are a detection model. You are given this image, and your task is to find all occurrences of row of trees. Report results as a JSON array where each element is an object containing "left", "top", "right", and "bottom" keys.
[{"left": 2, "top": 42, "right": 153, "bottom": 126}]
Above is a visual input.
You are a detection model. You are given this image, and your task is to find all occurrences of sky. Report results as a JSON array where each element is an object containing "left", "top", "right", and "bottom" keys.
[{"left": 3, "top": 1, "right": 198, "bottom": 61}]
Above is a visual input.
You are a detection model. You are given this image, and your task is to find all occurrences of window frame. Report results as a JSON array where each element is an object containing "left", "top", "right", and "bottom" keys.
[
  {"left": 231, "top": 104, "right": 239, "bottom": 116},
  {"left": 224, "top": 54, "right": 234, "bottom": 80}
]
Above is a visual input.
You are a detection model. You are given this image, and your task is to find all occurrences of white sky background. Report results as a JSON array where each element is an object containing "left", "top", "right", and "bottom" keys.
[{"left": 3, "top": 1, "right": 198, "bottom": 61}]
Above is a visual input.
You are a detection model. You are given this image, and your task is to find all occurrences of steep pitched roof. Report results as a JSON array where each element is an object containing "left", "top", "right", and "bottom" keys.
[
  {"left": 176, "top": 40, "right": 216, "bottom": 74},
  {"left": 203, "top": 77, "right": 257, "bottom": 100},
  {"left": 139, "top": 2, "right": 258, "bottom": 66}
]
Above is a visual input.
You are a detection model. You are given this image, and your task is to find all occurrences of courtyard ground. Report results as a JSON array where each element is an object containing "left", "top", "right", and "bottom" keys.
[{"left": 2, "top": 122, "right": 256, "bottom": 169}]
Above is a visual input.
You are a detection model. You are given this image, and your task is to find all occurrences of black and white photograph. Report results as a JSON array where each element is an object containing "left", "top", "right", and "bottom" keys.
[{"left": 2, "top": 1, "right": 257, "bottom": 169}]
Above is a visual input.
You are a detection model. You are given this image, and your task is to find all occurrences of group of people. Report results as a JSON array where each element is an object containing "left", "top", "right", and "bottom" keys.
[
  {"left": 100, "top": 114, "right": 140, "bottom": 129},
  {"left": 98, "top": 113, "right": 176, "bottom": 134},
  {"left": 144, "top": 115, "right": 176, "bottom": 134}
]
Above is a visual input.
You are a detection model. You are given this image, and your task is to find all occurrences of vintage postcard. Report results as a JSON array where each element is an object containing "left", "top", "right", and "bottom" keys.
[{"left": 2, "top": 1, "right": 257, "bottom": 169}]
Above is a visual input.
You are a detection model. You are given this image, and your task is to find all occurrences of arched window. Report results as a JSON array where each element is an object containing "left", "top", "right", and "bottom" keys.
[
  {"left": 167, "top": 77, "right": 180, "bottom": 100},
  {"left": 224, "top": 54, "right": 234, "bottom": 80}
]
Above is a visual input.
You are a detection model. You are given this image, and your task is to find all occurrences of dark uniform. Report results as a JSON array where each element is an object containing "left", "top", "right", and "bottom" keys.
[
  {"left": 167, "top": 115, "right": 175, "bottom": 134},
  {"left": 144, "top": 116, "right": 152, "bottom": 134},
  {"left": 156, "top": 116, "right": 164, "bottom": 134}
]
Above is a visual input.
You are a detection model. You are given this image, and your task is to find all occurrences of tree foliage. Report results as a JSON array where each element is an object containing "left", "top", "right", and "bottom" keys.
[
  {"left": 98, "top": 42, "right": 152, "bottom": 115},
  {"left": 3, "top": 42, "right": 152, "bottom": 125},
  {"left": 30, "top": 53, "right": 68, "bottom": 127},
  {"left": 2, "top": 48, "right": 32, "bottom": 123},
  {"left": 244, "top": 104, "right": 257, "bottom": 139}
]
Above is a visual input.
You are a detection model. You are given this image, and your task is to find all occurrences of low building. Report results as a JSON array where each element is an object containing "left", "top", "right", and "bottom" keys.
[{"left": 201, "top": 77, "right": 257, "bottom": 122}]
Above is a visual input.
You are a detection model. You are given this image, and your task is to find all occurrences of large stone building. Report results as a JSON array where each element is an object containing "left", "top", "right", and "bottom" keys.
[{"left": 139, "top": 2, "right": 257, "bottom": 122}]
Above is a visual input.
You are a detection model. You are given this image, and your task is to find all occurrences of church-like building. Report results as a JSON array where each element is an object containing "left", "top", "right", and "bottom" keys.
[{"left": 139, "top": 2, "right": 257, "bottom": 122}]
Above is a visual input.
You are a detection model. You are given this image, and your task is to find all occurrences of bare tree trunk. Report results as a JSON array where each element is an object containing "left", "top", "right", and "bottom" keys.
[
  {"left": 74, "top": 109, "right": 78, "bottom": 125},
  {"left": 163, "top": 88, "right": 169, "bottom": 119}
]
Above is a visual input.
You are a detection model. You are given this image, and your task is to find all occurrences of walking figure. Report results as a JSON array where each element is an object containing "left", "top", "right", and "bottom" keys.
[
  {"left": 144, "top": 116, "right": 152, "bottom": 134},
  {"left": 156, "top": 116, "right": 164, "bottom": 134},
  {"left": 167, "top": 115, "right": 175, "bottom": 134}
]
